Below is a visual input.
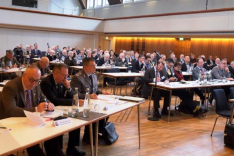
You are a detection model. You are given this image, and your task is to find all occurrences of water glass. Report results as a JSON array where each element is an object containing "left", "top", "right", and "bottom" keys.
[{"left": 94, "top": 104, "right": 100, "bottom": 114}]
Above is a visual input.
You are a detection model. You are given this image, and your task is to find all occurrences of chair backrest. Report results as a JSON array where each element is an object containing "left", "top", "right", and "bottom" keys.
[
  {"left": 213, "top": 89, "right": 229, "bottom": 113},
  {"left": 229, "top": 87, "right": 234, "bottom": 99},
  {"left": 105, "top": 68, "right": 119, "bottom": 83}
]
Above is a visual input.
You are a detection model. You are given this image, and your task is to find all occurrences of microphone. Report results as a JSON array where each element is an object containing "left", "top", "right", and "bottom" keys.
[
  {"left": 168, "top": 50, "right": 172, "bottom": 54},
  {"left": 47, "top": 43, "right": 50, "bottom": 48},
  {"left": 154, "top": 51, "right": 161, "bottom": 59}
]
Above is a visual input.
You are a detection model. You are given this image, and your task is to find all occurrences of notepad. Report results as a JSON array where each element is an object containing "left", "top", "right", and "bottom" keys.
[{"left": 41, "top": 111, "right": 61, "bottom": 118}]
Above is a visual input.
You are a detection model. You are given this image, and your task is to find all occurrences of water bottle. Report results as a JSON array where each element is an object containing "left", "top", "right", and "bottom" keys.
[
  {"left": 83, "top": 88, "right": 91, "bottom": 118},
  {"left": 71, "top": 88, "right": 79, "bottom": 117}
]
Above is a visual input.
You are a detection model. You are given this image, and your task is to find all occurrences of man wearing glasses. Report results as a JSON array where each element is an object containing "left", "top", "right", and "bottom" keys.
[
  {"left": 0, "top": 66, "right": 65, "bottom": 156},
  {"left": 40, "top": 64, "right": 86, "bottom": 156}
]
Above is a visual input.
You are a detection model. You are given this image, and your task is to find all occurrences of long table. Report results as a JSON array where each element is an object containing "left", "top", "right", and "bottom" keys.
[
  {"left": 101, "top": 72, "right": 144, "bottom": 95},
  {"left": 149, "top": 80, "right": 234, "bottom": 122},
  {"left": 0, "top": 98, "right": 143, "bottom": 156}
]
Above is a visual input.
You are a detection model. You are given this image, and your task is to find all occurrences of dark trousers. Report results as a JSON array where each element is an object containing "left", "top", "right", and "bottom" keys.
[
  {"left": 58, "top": 128, "right": 80, "bottom": 149},
  {"left": 153, "top": 89, "right": 197, "bottom": 112},
  {"left": 27, "top": 137, "right": 64, "bottom": 156},
  {"left": 2, "top": 73, "right": 17, "bottom": 80},
  {"left": 190, "top": 88, "right": 205, "bottom": 100}
]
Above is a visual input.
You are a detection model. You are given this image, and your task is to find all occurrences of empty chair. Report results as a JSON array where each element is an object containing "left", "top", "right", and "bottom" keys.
[{"left": 211, "top": 89, "right": 232, "bottom": 136}]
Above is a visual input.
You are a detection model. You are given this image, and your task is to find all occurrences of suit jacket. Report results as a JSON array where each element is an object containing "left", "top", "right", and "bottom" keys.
[
  {"left": 40, "top": 74, "right": 74, "bottom": 106},
  {"left": 97, "top": 57, "right": 110, "bottom": 66},
  {"left": 47, "top": 55, "right": 57, "bottom": 61},
  {"left": 32, "top": 61, "right": 51, "bottom": 77},
  {"left": 211, "top": 66, "right": 231, "bottom": 79},
  {"left": 160, "top": 66, "right": 174, "bottom": 81},
  {"left": 192, "top": 66, "right": 206, "bottom": 80},
  {"left": 228, "top": 66, "right": 234, "bottom": 79},
  {"left": 1, "top": 56, "right": 20, "bottom": 67},
  {"left": 142, "top": 67, "right": 156, "bottom": 97},
  {"left": 70, "top": 70, "right": 102, "bottom": 99},
  {"left": 181, "top": 62, "right": 192, "bottom": 72},
  {"left": 207, "top": 59, "right": 214, "bottom": 65},
  {"left": 31, "top": 49, "right": 42, "bottom": 58},
  {"left": 178, "top": 59, "right": 184, "bottom": 64},
  {"left": 115, "top": 57, "right": 128, "bottom": 67},
  {"left": 0, "top": 76, "right": 44, "bottom": 119},
  {"left": 64, "top": 56, "right": 77, "bottom": 66},
  {"left": 132, "top": 60, "right": 144, "bottom": 73}
]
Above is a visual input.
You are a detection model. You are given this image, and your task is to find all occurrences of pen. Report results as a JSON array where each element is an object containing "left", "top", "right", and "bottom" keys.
[{"left": 0, "top": 127, "right": 7, "bottom": 129}]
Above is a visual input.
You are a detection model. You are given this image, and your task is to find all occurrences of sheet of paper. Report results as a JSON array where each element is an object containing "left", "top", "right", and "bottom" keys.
[{"left": 22, "top": 110, "right": 45, "bottom": 128}]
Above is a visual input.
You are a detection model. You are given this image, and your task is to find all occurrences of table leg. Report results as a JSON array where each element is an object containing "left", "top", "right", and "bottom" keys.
[
  {"left": 137, "top": 105, "right": 141, "bottom": 149},
  {"left": 148, "top": 87, "right": 154, "bottom": 115},
  {"left": 95, "top": 121, "right": 99, "bottom": 156},
  {"left": 168, "top": 90, "right": 172, "bottom": 123},
  {"left": 89, "top": 124, "right": 94, "bottom": 156}
]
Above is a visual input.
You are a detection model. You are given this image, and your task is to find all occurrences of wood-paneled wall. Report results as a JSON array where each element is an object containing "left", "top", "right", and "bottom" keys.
[{"left": 115, "top": 37, "right": 234, "bottom": 62}]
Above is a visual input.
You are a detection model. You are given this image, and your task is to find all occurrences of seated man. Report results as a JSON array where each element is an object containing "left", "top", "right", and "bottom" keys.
[
  {"left": 229, "top": 61, "right": 234, "bottom": 79},
  {"left": 97, "top": 53, "right": 110, "bottom": 66},
  {"left": 181, "top": 56, "right": 192, "bottom": 72},
  {"left": 71, "top": 58, "right": 110, "bottom": 144},
  {"left": 59, "top": 50, "right": 67, "bottom": 62},
  {"left": 1, "top": 50, "right": 21, "bottom": 80},
  {"left": 40, "top": 64, "right": 86, "bottom": 156},
  {"left": 32, "top": 57, "right": 51, "bottom": 79},
  {"left": 0, "top": 66, "right": 64, "bottom": 156},
  {"left": 142, "top": 60, "right": 206, "bottom": 119},
  {"left": 115, "top": 53, "right": 128, "bottom": 67},
  {"left": 209, "top": 58, "right": 233, "bottom": 103}
]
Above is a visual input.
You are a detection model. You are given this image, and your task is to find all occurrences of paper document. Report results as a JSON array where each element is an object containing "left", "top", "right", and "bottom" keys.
[{"left": 21, "top": 111, "right": 45, "bottom": 128}]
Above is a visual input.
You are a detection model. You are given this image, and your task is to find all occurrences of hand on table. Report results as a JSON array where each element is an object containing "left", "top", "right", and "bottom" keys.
[{"left": 90, "top": 93, "right": 98, "bottom": 99}]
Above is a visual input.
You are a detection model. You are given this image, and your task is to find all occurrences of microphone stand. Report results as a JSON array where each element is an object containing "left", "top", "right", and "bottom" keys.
[{"left": 148, "top": 51, "right": 161, "bottom": 121}]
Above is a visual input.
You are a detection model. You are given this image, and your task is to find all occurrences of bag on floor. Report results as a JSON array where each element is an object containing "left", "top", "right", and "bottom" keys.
[
  {"left": 224, "top": 106, "right": 234, "bottom": 148},
  {"left": 102, "top": 122, "right": 119, "bottom": 145}
]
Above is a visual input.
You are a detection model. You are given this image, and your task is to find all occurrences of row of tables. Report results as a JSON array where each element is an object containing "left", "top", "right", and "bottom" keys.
[{"left": 0, "top": 98, "right": 143, "bottom": 156}]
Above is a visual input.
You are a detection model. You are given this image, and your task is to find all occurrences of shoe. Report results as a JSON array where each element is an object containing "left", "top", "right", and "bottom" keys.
[
  {"left": 193, "top": 108, "right": 208, "bottom": 117},
  {"left": 66, "top": 147, "right": 86, "bottom": 156},
  {"left": 161, "top": 109, "right": 174, "bottom": 116},
  {"left": 154, "top": 110, "right": 161, "bottom": 118},
  {"left": 82, "top": 134, "right": 104, "bottom": 145}
]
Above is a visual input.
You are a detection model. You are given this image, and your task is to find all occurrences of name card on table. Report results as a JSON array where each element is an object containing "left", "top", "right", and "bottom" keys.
[{"left": 54, "top": 118, "right": 72, "bottom": 127}]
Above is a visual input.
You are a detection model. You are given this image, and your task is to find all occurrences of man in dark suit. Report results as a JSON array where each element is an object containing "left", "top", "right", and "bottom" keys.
[
  {"left": 97, "top": 53, "right": 110, "bottom": 66},
  {"left": 32, "top": 57, "right": 51, "bottom": 79},
  {"left": 40, "top": 64, "right": 86, "bottom": 156},
  {"left": 0, "top": 66, "right": 64, "bottom": 156},
  {"left": 207, "top": 55, "right": 214, "bottom": 66},
  {"left": 115, "top": 53, "right": 128, "bottom": 67},
  {"left": 31, "top": 43, "right": 42, "bottom": 58},
  {"left": 132, "top": 54, "right": 145, "bottom": 73},
  {"left": 181, "top": 56, "right": 192, "bottom": 72},
  {"left": 213, "top": 58, "right": 220, "bottom": 67},
  {"left": 229, "top": 61, "right": 234, "bottom": 79},
  {"left": 178, "top": 54, "right": 185, "bottom": 64},
  {"left": 1, "top": 50, "right": 21, "bottom": 80}
]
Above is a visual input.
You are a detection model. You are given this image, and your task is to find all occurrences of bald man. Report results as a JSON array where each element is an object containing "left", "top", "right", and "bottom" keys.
[
  {"left": 0, "top": 66, "right": 65, "bottom": 156},
  {"left": 32, "top": 57, "right": 51, "bottom": 78}
]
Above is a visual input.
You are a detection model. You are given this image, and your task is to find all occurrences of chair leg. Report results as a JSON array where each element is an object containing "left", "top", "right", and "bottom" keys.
[
  {"left": 211, "top": 115, "right": 220, "bottom": 137},
  {"left": 226, "top": 118, "right": 229, "bottom": 125}
]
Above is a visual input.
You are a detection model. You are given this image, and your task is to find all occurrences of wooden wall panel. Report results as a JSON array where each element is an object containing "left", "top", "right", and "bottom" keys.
[{"left": 114, "top": 37, "right": 234, "bottom": 62}]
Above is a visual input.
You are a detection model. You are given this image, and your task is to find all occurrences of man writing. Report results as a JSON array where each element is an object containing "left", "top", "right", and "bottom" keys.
[{"left": 0, "top": 66, "right": 64, "bottom": 156}]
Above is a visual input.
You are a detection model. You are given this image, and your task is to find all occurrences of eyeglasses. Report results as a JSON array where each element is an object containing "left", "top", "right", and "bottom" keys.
[
  {"left": 57, "top": 71, "right": 69, "bottom": 78},
  {"left": 25, "top": 73, "right": 41, "bottom": 84}
]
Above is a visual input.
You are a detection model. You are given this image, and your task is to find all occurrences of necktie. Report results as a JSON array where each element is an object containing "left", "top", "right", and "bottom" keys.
[
  {"left": 200, "top": 68, "right": 204, "bottom": 75},
  {"left": 25, "top": 89, "right": 32, "bottom": 108},
  {"left": 89, "top": 75, "right": 93, "bottom": 93},
  {"left": 167, "top": 68, "right": 171, "bottom": 76}
]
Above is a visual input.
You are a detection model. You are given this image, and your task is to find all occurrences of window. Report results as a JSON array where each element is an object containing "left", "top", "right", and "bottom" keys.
[
  {"left": 103, "top": 0, "right": 109, "bottom": 7},
  {"left": 87, "top": 0, "right": 94, "bottom": 8},
  {"left": 95, "top": 0, "right": 102, "bottom": 7}
]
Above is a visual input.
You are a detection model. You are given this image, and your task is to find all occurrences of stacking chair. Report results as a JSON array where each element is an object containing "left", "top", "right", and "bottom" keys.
[
  {"left": 229, "top": 87, "right": 234, "bottom": 109},
  {"left": 210, "top": 89, "right": 232, "bottom": 136}
]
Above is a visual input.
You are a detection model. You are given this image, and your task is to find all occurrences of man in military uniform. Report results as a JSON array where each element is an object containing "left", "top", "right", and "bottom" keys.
[{"left": 71, "top": 58, "right": 110, "bottom": 144}]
